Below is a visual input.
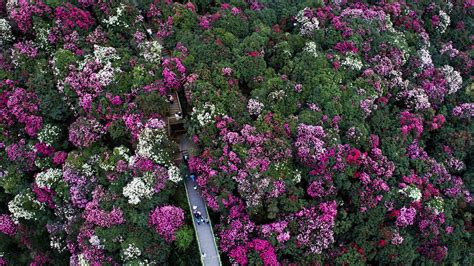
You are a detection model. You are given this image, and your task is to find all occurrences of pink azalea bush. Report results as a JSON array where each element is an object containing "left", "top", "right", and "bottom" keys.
[{"left": 148, "top": 205, "right": 185, "bottom": 242}]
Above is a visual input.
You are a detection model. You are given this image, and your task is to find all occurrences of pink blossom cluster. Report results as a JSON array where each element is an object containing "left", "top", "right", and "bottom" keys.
[
  {"left": 55, "top": 4, "right": 95, "bottom": 31},
  {"left": 261, "top": 221, "right": 289, "bottom": 243},
  {"left": 62, "top": 166, "right": 90, "bottom": 208},
  {"left": 148, "top": 205, "right": 185, "bottom": 242},
  {"left": 5, "top": 140, "right": 36, "bottom": 171},
  {"left": 13, "top": 41, "right": 38, "bottom": 58},
  {"left": 294, "top": 123, "right": 326, "bottom": 167},
  {"left": 231, "top": 239, "right": 278, "bottom": 266},
  {"left": 162, "top": 58, "right": 186, "bottom": 90},
  {"left": 0, "top": 214, "right": 17, "bottom": 237},
  {"left": 83, "top": 188, "right": 125, "bottom": 228},
  {"left": 1, "top": 82, "right": 43, "bottom": 137},
  {"left": 8, "top": 0, "right": 51, "bottom": 33},
  {"left": 68, "top": 117, "right": 104, "bottom": 148},
  {"left": 293, "top": 201, "right": 337, "bottom": 254},
  {"left": 452, "top": 103, "right": 474, "bottom": 118},
  {"left": 352, "top": 145, "right": 394, "bottom": 212},
  {"left": 32, "top": 183, "right": 56, "bottom": 209},
  {"left": 400, "top": 111, "right": 424, "bottom": 138},
  {"left": 64, "top": 61, "right": 108, "bottom": 112},
  {"left": 395, "top": 207, "right": 417, "bottom": 227},
  {"left": 334, "top": 41, "right": 358, "bottom": 55}
]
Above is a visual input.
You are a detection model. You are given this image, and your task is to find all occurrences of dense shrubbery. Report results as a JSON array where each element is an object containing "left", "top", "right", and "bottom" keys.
[
  {"left": 0, "top": 1, "right": 198, "bottom": 264},
  {"left": 0, "top": 0, "right": 472, "bottom": 265}
]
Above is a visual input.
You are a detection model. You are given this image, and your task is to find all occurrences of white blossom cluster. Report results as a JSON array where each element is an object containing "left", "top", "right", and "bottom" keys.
[
  {"left": 75, "top": 45, "right": 121, "bottom": 88},
  {"left": 97, "top": 62, "right": 121, "bottom": 87},
  {"left": 192, "top": 102, "right": 218, "bottom": 127},
  {"left": 114, "top": 146, "right": 131, "bottom": 159},
  {"left": 441, "top": 65, "right": 462, "bottom": 94},
  {"left": 437, "top": 10, "right": 450, "bottom": 34},
  {"left": 37, "top": 124, "right": 61, "bottom": 145},
  {"left": 445, "top": 157, "right": 465, "bottom": 172},
  {"left": 11, "top": 40, "right": 37, "bottom": 67},
  {"left": 359, "top": 97, "right": 377, "bottom": 117},
  {"left": 247, "top": 98, "right": 264, "bottom": 116},
  {"left": 167, "top": 165, "right": 182, "bottom": 183},
  {"left": 303, "top": 41, "right": 318, "bottom": 57},
  {"left": 293, "top": 169, "right": 302, "bottom": 183},
  {"left": 76, "top": 254, "right": 90, "bottom": 266},
  {"left": 268, "top": 90, "right": 286, "bottom": 101},
  {"left": 122, "top": 243, "right": 142, "bottom": 261},
  {"left": 123, "top": 172, "right": 155, "bottom": 205},
  {"left": 136, "top": 127, "right": 168, "bottom": 164},
  {"left": 0, "top": 18, "right": 13, "bottom": 46},
  {"left": 346, "top": 127, "right": 364, "bottom": 143},
  {"left": 295, "top": 8, "right": 319, "bottom": 36},
  {"left": 54, "top": 205, "right": 77, "bottom": 221},
  {"left": 8, "top": 191, "right": 42, "bottom": 223},
  {"left": 89, "top": 235, "right": 105, "bottom": 249},
  {"left": 93, "top": 45, "right": 121, "bottom": 64},
  {"left": 138, "top": 41, "right": 163, "bottom": 64},
  {"left": 81, "top": 163, "right": 95, "bottom": 177},
  {"left": 79, "top": 45, "right": 120, "bottom": 69},
  {"left": 418, "top": 47, "right": 433, "bottom": 69},
  {"left": 50, "top": 235, "right": 67, "bottom": 253},
  {"left": 399, "top": 185, "right": 422, "bottom": 202},
  {"left": 33, "top": 24, "right": 50, "bottom": 50},
  {"left": 426, "top": 196, "right": 444, "bottom": 215},
  {"left": 99, "top": 145, "right": 131, "bottom": 171},
  {"left": 342, "top": 53, "right": 363, "bottom": 70},
  {"left": 397, "top": 87, "right": 431, "bottom": 111},
  {"left": 383, "top": 18, "right": 409, "bottom": 65},
  {"left": 103, "top": 4, "right": 129, "bottom": 28},
  {"left": 35, "top": 168, "right": 63, "bottom": 189}
]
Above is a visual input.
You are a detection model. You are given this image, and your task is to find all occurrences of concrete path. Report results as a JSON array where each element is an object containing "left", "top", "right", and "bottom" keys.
[{"left": 180, "top": 136, "right": 221, "bottom": 266}]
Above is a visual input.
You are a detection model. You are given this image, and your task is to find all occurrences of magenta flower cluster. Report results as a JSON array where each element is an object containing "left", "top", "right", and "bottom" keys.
[
  {"left": 148, "top": 205, "right": 185, "bottom": 242},
  {"left": 68, "top": 117, "right": 104, "bottom": 148},
  {"left": 0, "top": 214, "right": 17, "bottom": 237}
]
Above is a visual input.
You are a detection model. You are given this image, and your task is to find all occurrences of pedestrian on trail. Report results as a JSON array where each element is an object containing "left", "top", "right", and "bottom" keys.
[
  {"left": 193, "top": 210, "right": 200, "bottom": 224},
  {"left": 174, "top": 112, "right": 183, "bottom": 120},
  {"left": 193, "top": 185, "right": 197, "bottom": 190},
  {"left": 190, "top": 174, "right": 195, "bottom": 182},
  {"left": 201, "top": 252, "right": 207, "bottom": 258},
  {"left": 167, "top": 94, "right": 174, "bottom": 104}
]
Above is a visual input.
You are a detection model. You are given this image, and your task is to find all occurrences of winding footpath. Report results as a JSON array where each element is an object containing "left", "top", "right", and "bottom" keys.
[{"left": 179, "top": 136, "right": 221, "bottom": 266}]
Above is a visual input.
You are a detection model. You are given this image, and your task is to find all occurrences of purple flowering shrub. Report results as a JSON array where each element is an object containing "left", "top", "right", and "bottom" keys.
[{"left": 0, "top": 0, "right": 473, "bottom": 265}]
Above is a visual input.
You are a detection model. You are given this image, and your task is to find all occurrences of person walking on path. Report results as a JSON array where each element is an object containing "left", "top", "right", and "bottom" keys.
[{"left": 167, "top": 94, "right": 174, "bottom": 104}]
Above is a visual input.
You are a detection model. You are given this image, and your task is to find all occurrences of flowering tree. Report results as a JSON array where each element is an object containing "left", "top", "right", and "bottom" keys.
[{"left": 148, "top": 205, "right": 185, "bottom": 242}]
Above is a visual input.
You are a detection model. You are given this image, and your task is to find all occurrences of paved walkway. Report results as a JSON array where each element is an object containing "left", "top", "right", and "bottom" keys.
[{"left": 180, "top": 136, "right": 221, "bottom": 266}]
